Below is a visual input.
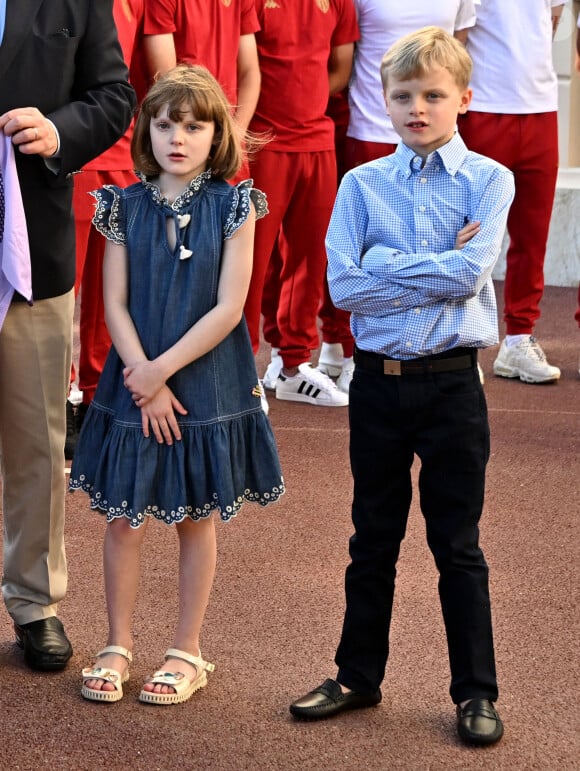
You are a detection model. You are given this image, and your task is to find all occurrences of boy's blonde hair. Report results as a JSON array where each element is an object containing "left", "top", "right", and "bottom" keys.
[
  {"left": 380, "top": 26, "right": 473, "bottom": 91},
  {"left": 132, "top": 64, "right": 243, "bottom": 180}
]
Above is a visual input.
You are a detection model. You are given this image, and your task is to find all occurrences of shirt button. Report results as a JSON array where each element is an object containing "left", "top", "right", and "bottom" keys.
[
  {"left": 394, "top": 300, "right": 401, "bottom": 307},
  {"left": 421, "top": 239, "right": 428, "bottom": 246},
  {"left": 420, "top": 177, "right": 427, "bottom": 184},
  {"left": 406, "top": 341, "right": 412, "bottom": 348},
  {"left": 419, "top": 205, "right": 426, "bottom": 212},
  {"left": 414, "top": 307, "right": 421, "bottom": 314}
]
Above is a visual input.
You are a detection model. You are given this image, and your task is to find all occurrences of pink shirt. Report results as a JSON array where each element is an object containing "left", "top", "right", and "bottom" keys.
[{"left": 0, "top": 134, "right": 32, "bottom": 328}]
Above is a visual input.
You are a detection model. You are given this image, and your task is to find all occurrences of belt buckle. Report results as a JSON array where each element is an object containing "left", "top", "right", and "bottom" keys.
[{"left": 383, "top": 360, "right": 401, "bottom": 376}]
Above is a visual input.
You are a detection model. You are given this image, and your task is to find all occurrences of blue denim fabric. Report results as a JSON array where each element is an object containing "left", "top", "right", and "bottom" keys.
[{"left": 70, "top": 175, "right": 284, "bottom": 525}]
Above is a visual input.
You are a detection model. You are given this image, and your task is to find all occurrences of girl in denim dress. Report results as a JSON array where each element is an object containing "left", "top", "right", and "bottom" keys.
[{"left": 70, "top": 65, "right": 284, "bottom": 705}]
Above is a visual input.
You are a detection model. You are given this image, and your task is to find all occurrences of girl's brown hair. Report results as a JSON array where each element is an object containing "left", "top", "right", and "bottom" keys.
[{"left": 131, "top": 64, "right": 244, "bottom": 180}]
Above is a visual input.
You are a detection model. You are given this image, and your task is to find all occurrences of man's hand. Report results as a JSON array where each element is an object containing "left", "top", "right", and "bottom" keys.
[{"left": 0, "top": 107, "right": 59, "bottom": 157}]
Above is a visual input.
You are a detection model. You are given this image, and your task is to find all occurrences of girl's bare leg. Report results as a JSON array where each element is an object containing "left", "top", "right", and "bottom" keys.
[
  {"left": 84, "top": 517, "right": 148, "bottom": 692},
  {"left": 143, "top": 515, "right": 216, "bottom": 694}
]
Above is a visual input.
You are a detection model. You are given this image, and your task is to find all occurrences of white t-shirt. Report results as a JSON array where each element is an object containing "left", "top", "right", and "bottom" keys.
[
  {"left": 347, "top": 0, "right": 476, "bottom": 144},
  {"left": 467, "top": 0, "right": 565, "bottom": 113}
]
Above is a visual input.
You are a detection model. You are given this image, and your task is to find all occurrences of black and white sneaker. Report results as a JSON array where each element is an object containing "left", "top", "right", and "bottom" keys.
[{"left": 275, "top": 363, "right": 348, "bottom": 407}]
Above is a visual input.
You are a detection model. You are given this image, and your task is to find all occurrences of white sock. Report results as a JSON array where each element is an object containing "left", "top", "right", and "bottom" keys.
[{"left": 505, "top": 334, "right": 531, "bottom": 348}]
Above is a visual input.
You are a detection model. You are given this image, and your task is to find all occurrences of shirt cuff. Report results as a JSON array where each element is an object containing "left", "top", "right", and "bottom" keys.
[{"left": 43, "top": 119, "right": 61, "bottom": 174}]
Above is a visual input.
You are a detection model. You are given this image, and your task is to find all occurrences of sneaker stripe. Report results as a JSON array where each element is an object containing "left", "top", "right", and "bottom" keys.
[{"left": 297, "top": 381, "right": 322, "bottom": 399}]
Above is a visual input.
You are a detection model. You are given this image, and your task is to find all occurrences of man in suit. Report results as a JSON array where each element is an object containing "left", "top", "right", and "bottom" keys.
[{"left": 0, "top": 0, "right": 135, "bottom": 670}]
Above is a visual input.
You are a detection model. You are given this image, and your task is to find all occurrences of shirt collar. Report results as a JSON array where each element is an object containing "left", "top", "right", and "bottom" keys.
[{"left": 393, "top": 132, "right": 469, "bottom": 178}]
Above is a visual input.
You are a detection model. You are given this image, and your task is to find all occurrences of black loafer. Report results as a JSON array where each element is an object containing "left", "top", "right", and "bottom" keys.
[
  {"left": 14, "top": 617, "right": 73, "bottom": 671},
  {"left": 290, "top": 678, "right": 381, "bottom": 720},
  {"left": 456, "top": 698, "right": 504, "bottom": 746}
]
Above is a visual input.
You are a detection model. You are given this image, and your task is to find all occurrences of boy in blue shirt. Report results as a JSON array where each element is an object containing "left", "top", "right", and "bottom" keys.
[{"left": 289, "top": 27, "right": 514, "bottom": 746}]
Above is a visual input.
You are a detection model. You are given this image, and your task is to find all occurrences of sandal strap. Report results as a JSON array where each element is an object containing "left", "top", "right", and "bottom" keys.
[
  {"left": 147, "top": 671, "right": 186, "bottom": 687},
  {"left": 164, "top": 647, "right": 215, "bottom": 673},
  {"left": 82, "top": 665, "right": 124, "bottom": 686},
  {"left": 96, "top": 645, "right": 133, "bottom": 663}
]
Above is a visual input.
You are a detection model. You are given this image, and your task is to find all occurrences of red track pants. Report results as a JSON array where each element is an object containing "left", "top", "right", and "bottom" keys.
[
  {"left": 71, "top": 168, "right": 138, "bottom": 403},
  {"left": 245, "top": 149, "right": 337, "bottom": 368},
  {"left": 459, "top": 111, "right": 558, "bottom": 334}
]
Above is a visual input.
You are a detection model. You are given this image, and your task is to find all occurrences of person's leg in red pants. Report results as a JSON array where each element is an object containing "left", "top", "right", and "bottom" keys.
[
  {"left": 459, "top": 111, "right": 560, "bottom": 383},
  {"left": 248, "top": 149, "right": 334, "bottom": 365},
  {"left": 319, "top": 93, "right": 353, "bottom": 381},
  {"left": 73, "top": 168, "right": 138, "bottom": 406},
  {"left": 459, "top": 111, "right": 558, "bottom": 333},
  {"left": 247, "top": 149, "right": 347, "bottom": 406},
  {"left": 66, "top": 168, "right": 138, "bottom": 458},
  {"left": 318, "top": 138, "right": 399, "bottom": 390},
  {"left": 71, "top": 170, "right": 100, "bottom": 390},
  {"left": 245, "top": 150, "right": 291, "bottom": 356},
  {"left": 574, "top": 284, "right": 580, "bottom": 374},
  {"left": 268, "top": 150, "right": 336, "bottom": 368}
]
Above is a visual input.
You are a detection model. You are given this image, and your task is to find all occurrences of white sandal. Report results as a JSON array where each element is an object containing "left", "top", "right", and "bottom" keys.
[
  {"left": 81, "top": 645, "right": 132, "bottom": 703},
  {"left": 139, "top": 647, "right": 215, "bottom": 705}
]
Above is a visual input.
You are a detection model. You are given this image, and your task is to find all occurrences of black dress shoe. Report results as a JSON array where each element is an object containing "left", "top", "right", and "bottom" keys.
[
  {"left": 456, "top": 698, "right": 504, "bottom": 746},
  {"left": 14, "top": 617, "right": 73, "bottom": 671},
  {"left": 290, "top": 678, "right": 381, "bottom": 720}
]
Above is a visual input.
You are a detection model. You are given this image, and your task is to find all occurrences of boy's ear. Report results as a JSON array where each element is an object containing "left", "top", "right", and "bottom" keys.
[{"left": 458, "top": 87, "right": 473, "bottom": 115}]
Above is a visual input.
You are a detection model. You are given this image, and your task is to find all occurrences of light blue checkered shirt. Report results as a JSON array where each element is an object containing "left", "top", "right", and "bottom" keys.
[{"left": 326, "top": 133, "right": 515, "bottom": 359}]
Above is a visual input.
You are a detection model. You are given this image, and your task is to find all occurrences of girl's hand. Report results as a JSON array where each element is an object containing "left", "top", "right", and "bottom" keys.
[
  {"left": 455, "top": 220, "right": 481, "bottom": 250},
  {"left": 140, "top": 385, "right": 188, "bottom": 444},
  {"left": 124, "top": 360, "right": 166, "bottom": 405}
]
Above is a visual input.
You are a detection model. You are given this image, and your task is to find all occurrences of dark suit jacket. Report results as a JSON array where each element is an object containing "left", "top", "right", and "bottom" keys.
[{"left": 0, "top": 0, "right": 136, "bottom": 300}]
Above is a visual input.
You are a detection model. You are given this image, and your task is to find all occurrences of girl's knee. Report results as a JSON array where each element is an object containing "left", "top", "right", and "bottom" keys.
[{"left": 107, "top": 516, "right": 148, "bottom": 544}]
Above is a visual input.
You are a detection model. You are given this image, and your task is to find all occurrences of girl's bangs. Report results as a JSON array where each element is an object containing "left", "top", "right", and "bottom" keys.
[{"left": 151, "top": 83, "right": 217, "bottom": 123}]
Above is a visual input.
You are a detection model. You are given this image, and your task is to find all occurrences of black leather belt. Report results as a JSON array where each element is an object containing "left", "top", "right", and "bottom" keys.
[{"left": 353, "top": 346, "right": 477, "bottom": 376}]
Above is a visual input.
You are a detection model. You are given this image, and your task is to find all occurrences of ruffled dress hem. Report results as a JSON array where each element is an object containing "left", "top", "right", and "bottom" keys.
[
  {"left": 69, "top": 477, "right": 285, "bottom": 528},
  {"left": 69, "top": 403, "right": 285, "bottom": 529}
]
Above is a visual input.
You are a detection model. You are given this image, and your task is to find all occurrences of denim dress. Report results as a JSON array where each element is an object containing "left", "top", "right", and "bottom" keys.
[{"left": 69, "top": 171, "right": 285, "bottom": 527}]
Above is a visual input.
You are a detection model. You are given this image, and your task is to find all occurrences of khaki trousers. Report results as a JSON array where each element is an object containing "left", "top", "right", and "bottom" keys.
[{"left": 0, "top": 290, "right": 74, "bottom": 623}]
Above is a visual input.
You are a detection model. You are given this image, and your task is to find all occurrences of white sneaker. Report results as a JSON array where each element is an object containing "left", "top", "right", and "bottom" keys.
[
  {"left": 336, "top": 357, "right": 354, "bottom": 393},
  {"left": 276, "top": 363, "right": 349, "bottom": 406},
  {"left": 317, "top": 342, "right": 343, "bottom": 378},
  {"left": 263, "top": 348, "right": 283, "bottom": 390},
  {"left": 493, "top": 336, "right": 560, "bottom": 384},
  {"left": 68, "top": 383, "right": 83, "bottom": 407}
]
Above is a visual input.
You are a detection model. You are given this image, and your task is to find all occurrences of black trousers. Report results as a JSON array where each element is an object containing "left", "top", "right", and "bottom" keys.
[{"left": 335, "top": 356, "right": 499, "bottom": 704}]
